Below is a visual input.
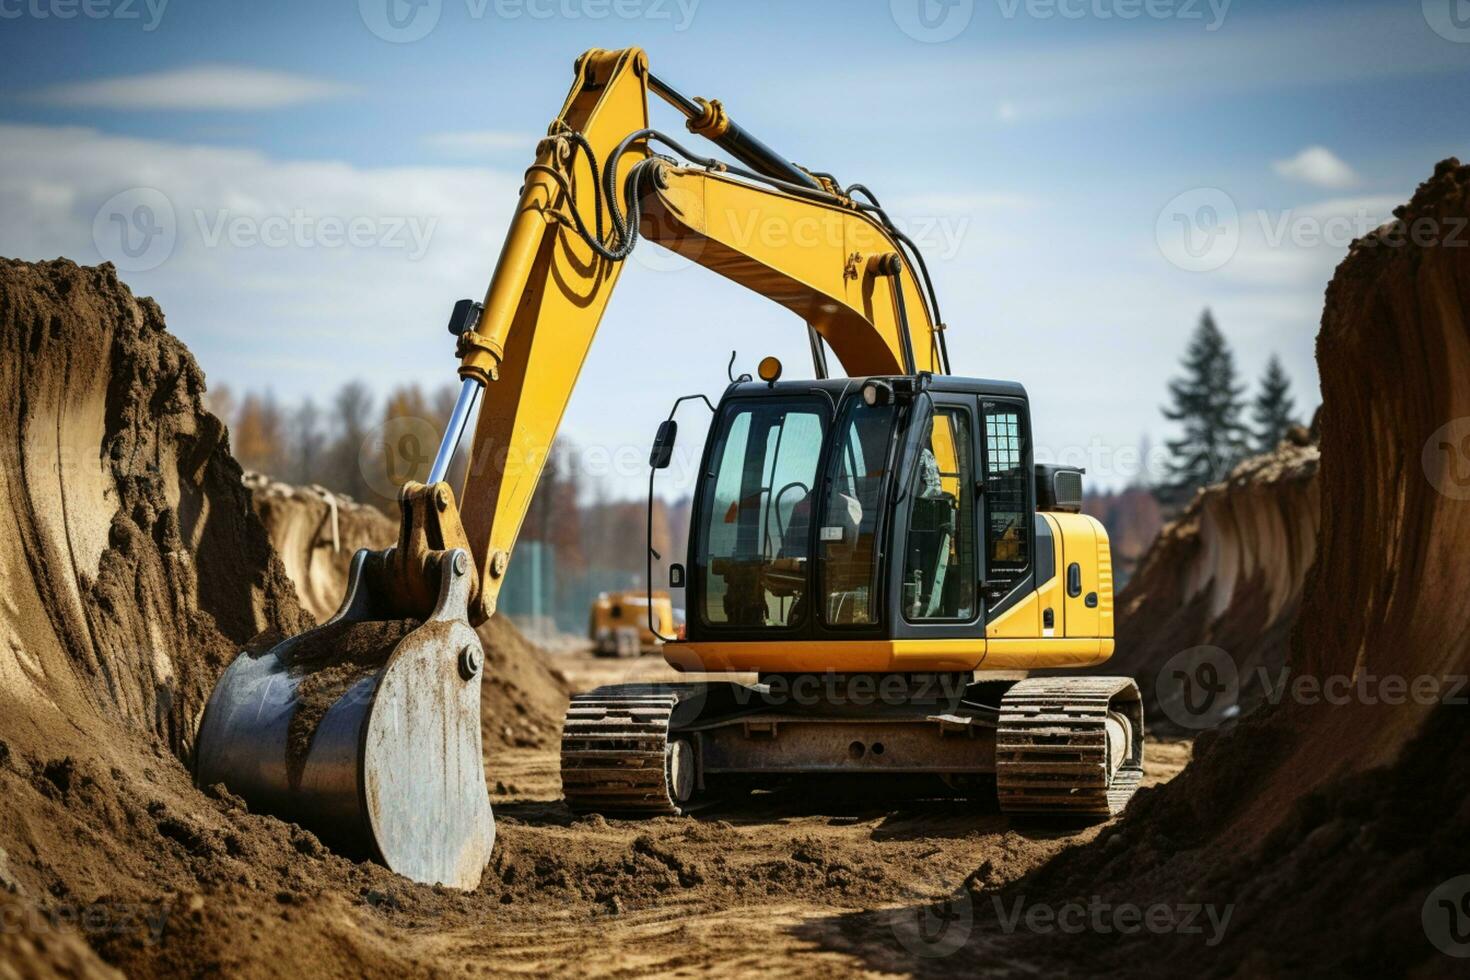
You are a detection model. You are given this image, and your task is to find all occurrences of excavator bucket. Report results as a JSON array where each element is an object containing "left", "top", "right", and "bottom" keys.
[{"left": 193, "top": 546, "right": 494, "bottom": 889}]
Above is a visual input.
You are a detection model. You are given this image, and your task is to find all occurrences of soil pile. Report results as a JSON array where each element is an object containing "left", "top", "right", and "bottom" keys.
[
  {"left": 0, "top": 260, "right": 312, "bottom": 763},
  {"left": 0, "top": 258, "right": 320, "bottom": 974},
  {"left": 843, "top": 158, "right": 1470, "bottom": 977},
  {"left": 243, "top": 471, "right": 570, "bottom": 754},
  {"left": 1108, "top": 433, "right": 1320, "bottom": 724},
  {"left": 243, "top": 473, "right": 399, "bottom": 623}
]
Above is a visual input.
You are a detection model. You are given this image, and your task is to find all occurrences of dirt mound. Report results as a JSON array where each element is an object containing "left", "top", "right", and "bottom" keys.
[
  {"left": 0, "top": 260, "right": 312, "bottom": 764},
  {"left": 243, "top": 471, "right": 570, "bottom": 755},
  {"left": 1106, "top": 435, "right": 1320, "bottom": 726},
  {"left": 0, "top": 258, "right": 320, "bottom": 973},
  {"left": 243, "top": 473, "right": 398, "bottom": 623},
  {"left": 860, "top": 158, "right": 1470, "bottom": 976}
]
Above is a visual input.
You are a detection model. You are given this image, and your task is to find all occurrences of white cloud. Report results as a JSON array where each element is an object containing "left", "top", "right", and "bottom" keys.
[
  {"left": 0, "top": 122, "right": 519, "bottom": 393},
  {"left": 28, "top": 66, "right": 355, "bottom": 111},
  {"left": 423, "top": 131, "right": 534, "bottom": 156},
  {"left": 1218, "top": 194, "right": 1403, "bottom": 288},
  {"left": 1273, "top": 147, "right": 1360, "bottom": 190}
]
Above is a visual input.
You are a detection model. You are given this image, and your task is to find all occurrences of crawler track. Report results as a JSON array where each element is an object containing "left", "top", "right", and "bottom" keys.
[
  {"left": 560, "top": 688, "right": 683, "bottom": 815},
  {"left": 995, "top": 677, "right": 1145, "bottom": 818}
]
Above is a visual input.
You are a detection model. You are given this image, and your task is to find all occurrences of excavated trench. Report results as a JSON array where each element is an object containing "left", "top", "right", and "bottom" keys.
[{"left": 0, "top": 156, "right": 1466, "bottom": 977}]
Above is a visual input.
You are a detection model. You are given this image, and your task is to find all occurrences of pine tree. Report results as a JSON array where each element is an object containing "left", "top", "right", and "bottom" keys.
[
  {"left": 1159, "top": 310, "right": 1250, "bottom": 502},
  {"left": 1251, "top": 355, "right": 1299, "bottom": 453}
]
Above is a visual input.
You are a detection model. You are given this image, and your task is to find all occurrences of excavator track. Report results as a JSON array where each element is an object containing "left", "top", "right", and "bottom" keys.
[
  {"left": 560, "top": 688, "right": 688, "bottom": 816},
  {"left": 995, "top": 677, "right": 1144, "bottom": 818}
]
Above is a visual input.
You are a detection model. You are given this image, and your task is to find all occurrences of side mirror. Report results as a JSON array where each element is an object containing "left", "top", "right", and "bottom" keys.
[
  {"left": 669, "top": 563, "right": 686, "bottom": 588},
  {"left": 650, "top": 420, "right": 678, "bottom": 470}
]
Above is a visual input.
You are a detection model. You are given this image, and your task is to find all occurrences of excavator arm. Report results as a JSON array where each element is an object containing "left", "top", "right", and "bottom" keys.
[{"left": 413, "top": 47, "right": 948, "bottom": 624}]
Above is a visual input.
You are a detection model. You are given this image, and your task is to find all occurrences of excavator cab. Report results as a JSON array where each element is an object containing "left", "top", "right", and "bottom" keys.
[{"left": 670, "top": 373, "right": 1038, "bottom": 655}]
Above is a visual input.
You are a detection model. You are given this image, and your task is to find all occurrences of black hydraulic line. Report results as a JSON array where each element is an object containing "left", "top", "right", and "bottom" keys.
[
  {"left": 648, "top": 72, "right": 822, "bottom": 191},
  {"left": 547, "top": 124, "right": 951, "bottom": 376},
  {"left": 876, "top": 254, "right": 917, "bottom": 375},
  {"left": 847, "top": 183, "right": 951, "bottom": 374},
  {"left": 807, "top": 325, "right": 830, "bottom": 379}
]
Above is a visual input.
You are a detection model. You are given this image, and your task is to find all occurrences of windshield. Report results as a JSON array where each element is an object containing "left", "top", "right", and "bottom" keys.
[{"left": 697, "top": 398, "right": 827, "bottom": 629}]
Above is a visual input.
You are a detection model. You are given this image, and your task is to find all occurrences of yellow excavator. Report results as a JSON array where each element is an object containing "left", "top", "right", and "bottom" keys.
[
  {"left": 589, "top": 590, "right": 677, "bottom": 657},
  {"left": 193, "top": 48, "right": 1142, "bottom": 890}
]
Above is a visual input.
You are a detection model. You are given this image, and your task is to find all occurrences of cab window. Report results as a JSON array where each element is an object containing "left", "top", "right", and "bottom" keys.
[
  {"left": 819, "top": 400, "right": 897, "bottom": 625},
  {"left": 983, "top": 401, "right": 1031, "bottom": 584},
  {"left": 902, "top": 406, "right": 977, "bottom": 621},
  {"left": 698, "top": 399, "right": 826, "bottom": 628}
]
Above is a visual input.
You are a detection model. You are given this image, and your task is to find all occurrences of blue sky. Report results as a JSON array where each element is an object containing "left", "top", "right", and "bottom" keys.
[{"left": 2, "top": 0, "right": 1468, "bottom": 496}]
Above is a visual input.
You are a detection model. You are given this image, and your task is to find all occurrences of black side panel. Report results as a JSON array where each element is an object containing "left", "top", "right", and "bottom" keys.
[{"left": 1034, "top": 514, "right": 1055, "bottom": 587}]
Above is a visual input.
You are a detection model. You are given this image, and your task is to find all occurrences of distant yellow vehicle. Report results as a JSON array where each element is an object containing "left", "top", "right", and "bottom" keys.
[{"left": 590, "top": 590, "right": 676, "bottom": 657}]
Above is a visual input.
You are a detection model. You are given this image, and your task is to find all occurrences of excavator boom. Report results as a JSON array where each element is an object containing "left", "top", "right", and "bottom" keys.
[{"left": 450, "top": 47, "right": 946, "bottom": 623}]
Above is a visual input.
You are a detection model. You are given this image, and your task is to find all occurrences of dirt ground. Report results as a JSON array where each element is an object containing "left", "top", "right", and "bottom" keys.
[{"left": 341, "top": 641, "right": 1197, "bottom": 979}]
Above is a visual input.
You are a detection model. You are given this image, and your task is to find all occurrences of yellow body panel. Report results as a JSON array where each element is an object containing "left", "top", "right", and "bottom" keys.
[
  {"left": 665, "top": 512, "right": 1117, "bottom": 674},
  {"left": 664, "top": 636, "right": 1112, "bottom": 673}
]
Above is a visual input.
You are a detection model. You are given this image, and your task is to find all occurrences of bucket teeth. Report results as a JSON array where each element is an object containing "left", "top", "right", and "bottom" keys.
[{"left": 995, "top": 677, "right": 1145, "bottom": 818}]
